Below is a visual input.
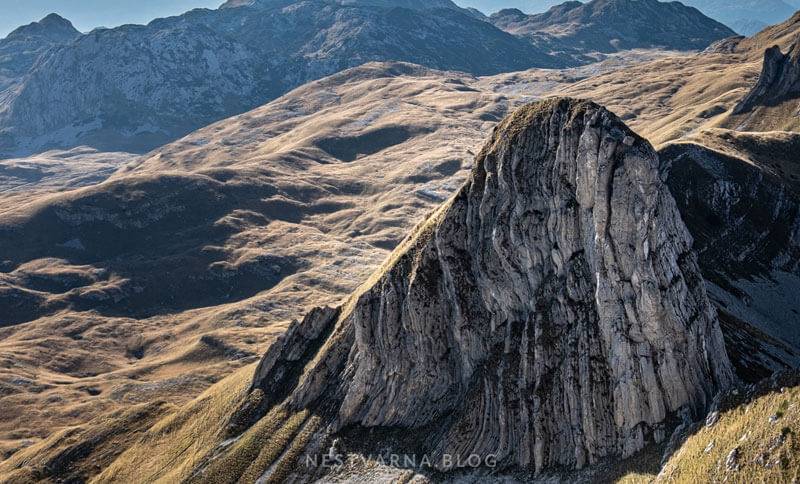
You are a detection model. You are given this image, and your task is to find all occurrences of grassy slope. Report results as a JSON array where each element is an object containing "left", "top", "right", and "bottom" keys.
[
  {"left": 0, "top": 401, "right": 173, "bottom": 483},
  {"left": 91, "top": 364, "right": 255, "bottom": 483},
  {"left": 658, "top": 383, "right": 800, "bottom": 483}
]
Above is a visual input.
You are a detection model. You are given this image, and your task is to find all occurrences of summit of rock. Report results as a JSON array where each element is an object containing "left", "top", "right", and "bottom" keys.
[
  {"left": 0, "top": 13, "right": 80, "bottom": 92},
  {"left": 4, "top": 13, "right": 79, "bottom": 42},
  {"left": 733, "top": 38, "right": 800, "bottom": 115},
  {"left": 226, "top": 98, "right": 735, "bottom": 479}
]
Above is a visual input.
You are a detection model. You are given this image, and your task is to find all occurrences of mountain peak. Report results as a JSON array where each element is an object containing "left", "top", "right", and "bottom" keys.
[
  {"left": 733, "top": 38, "right": 800, "bottom": 114},
  {"left": 5, "top": 13, "right": 79, "bottom": 42},
  {"left": 40, "top": 12, "right": 72, "bottom": 26},
  {"left": 221, "top": 0, "right": 460, "bottom": 9},
  {"left": 490, "top": 0, "right": 735, "bottom": 53},
  {"left": 230, "top": 97, "right": 734, "bottom": 477}
]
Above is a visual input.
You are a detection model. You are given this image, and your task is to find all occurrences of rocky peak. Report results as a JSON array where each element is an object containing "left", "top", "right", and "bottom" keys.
[
  {"left": 4, "top": 13, "right": 80, "bottom": 42},
  {"left": 491, "top": 7, "right": 528, "bottom": 19},
  {"left": 221, "top": 0, "right": 460, "bottom": 9},
  {"left": 238, "top": 98, "right": 735, "bottom": 476},
  {"left": 733, "top": 38, "right": 800, "bottom": 114},
  {"left": 336, "top": 0, "right": 460, "bottom": 9},
  {"left": 0, "top": 13, "right": 81, "bottom": 92}
]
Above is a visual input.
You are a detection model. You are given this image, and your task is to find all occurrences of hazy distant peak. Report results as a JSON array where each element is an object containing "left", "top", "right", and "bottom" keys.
[
  {"left": 4, "top": 13, "right": 80, "bottom": 42},
  {"left": 221, "top": 0, "right": 461, "bottom": 9},
  {"left": 492, "top": 7, "right": 526, "bottom": 17},
  {"left": 491, "top": 0, "right": 736, "bottom": 53},
  {"left": 335, "top": 0, "right": 460, "bottom": 8}
]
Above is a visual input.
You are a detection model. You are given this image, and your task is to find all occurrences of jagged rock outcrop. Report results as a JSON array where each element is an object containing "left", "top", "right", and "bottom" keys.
[
  {"left": 242, "top": 98, "right": 735, "bottom": 475},
  {"left": 733, "top": 38, "right": 800, "bottom": 114}
]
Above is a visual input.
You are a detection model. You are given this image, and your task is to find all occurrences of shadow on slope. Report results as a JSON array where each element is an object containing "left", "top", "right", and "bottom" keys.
[{"left": 0, "top": 170, "right": 356, "bottom": 324}]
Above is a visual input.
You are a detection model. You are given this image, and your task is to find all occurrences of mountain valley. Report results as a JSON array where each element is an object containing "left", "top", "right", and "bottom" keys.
[{"left": 0, "top": 1, "right": 799, "bottom": 483}]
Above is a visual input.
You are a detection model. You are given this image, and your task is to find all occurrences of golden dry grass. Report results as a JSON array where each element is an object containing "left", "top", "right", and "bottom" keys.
[
  {"left": 92, "top": 364, "right": 254, "bottom": 483},
  {"left": 0, "top": 400, "right": 174, "bottom": 483},
  {"left": 658, "top": 385, "right": 800, "bottom": 483}
]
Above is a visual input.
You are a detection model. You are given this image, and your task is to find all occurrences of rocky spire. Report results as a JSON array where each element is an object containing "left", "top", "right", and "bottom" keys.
[
  {"left": 242, "top": 98, "right": 735, "bottom": 475},
  {"left": 733, "top": 38, "right": 800, "bottom": 114}
]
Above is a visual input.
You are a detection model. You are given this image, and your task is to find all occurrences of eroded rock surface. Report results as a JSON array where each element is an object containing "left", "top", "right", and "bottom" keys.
[{"left": 245, "top": 98, "right": 735, "bottom": 475}]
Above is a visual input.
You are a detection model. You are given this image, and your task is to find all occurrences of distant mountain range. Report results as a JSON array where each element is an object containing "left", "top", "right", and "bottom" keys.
[
  {"left": 0, "top": 0, "right": 736, "bottom": 156},
  {"left": 455, "top": 0, "right": 566, "bottom": 13},
  {"left": 490, "top": 0, "right": 735, "bottom": 53},
  {"left": 0, "top": 0, "right": 559, "bottom": 156},
  {"left": 681, "top": 0, "right": 798, "bottom": 35},
  {"left": 461, "top": 0, "right": 799, "bottom": 36}
]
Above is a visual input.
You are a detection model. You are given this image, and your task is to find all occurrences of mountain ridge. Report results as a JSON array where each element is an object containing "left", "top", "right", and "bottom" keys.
[
  {"left": 0, "top": 0, "right": 737, "bottom": 157},
  {"left": 490, "top": 0, "right": 737, "bottom": 54},
  {"left": 0, "top": 1, "right": 562, "bottom": 157}
]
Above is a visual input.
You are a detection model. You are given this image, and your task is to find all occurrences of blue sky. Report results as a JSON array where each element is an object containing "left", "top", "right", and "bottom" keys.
[{"left": 0, "top": 0, "right": 566, "bottom": 39}]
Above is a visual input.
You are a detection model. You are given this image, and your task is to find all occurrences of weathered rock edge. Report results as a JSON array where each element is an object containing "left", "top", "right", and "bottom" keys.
[
  {"left": 733, "top": 37, "right": 800, "bottom": 114},
  {"left": 239, "top": 98, "right": 735, "bottom": 474}
]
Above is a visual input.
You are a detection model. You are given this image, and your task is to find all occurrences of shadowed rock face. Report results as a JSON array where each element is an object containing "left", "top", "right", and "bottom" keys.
[
  {"left": 660, "top": 135, "right": 800, "bottom": 380},
  {"left": 245, "top": 98, "right": 735, "bottom": 474},
  {"left": 733, "top": 38, "right": 800, "bottom": 114}
]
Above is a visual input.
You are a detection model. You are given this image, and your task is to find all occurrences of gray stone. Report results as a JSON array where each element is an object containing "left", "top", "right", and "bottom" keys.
[
  {"left": 733, "top": 38, "right": 800, "bottom": 114},
  {"left": 726, "top": 447, "right": 740, "bottom": 471},
  {"left": 248, "top": 98, "right": 735, "bottom": 475}
]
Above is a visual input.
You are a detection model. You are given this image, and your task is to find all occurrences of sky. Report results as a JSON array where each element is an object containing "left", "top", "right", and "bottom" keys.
[{"left": 0, "top": 0, "right": 567, "bottom": 39}]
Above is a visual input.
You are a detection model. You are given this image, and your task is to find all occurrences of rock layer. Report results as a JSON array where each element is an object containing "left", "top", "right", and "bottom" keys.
[{"left": 247, "top": 98, "right": 735, "bottom": 473}]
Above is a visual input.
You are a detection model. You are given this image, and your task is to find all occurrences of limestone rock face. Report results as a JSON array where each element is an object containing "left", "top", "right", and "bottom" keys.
[
  {"left": 733, "top": 38, "right": 800, "bottom": 114},
  {"left": 0, "top": 13, "right": 79, "bottom": 91},
  {"left": 249, "top": 98, "right": 735, "bottom": 473}
]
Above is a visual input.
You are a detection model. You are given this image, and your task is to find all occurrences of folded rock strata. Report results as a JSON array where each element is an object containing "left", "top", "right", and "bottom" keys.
[{"left": 243, "top": 98, "right": 735, "bottom": 474}]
